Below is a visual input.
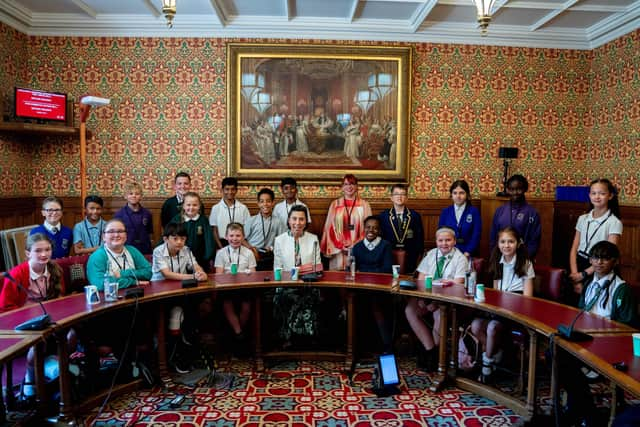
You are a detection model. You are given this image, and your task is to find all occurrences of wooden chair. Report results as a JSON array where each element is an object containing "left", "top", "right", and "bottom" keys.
[
  {"left": 54, "top": 255, "right": 90, "bottom": 295},
  {"left": 533, "top": 264, "right": 564, "bottom": 302},
  {"left": 391, "top": 249, "right": 407, "bottom": 275},
  {"left": 512, "top": 264, "right": 565, "bottom": 394}
]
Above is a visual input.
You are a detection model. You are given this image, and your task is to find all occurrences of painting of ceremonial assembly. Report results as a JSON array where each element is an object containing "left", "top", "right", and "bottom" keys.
[{"left": 228, "top": 44, "right": 411, "bottom": 183}]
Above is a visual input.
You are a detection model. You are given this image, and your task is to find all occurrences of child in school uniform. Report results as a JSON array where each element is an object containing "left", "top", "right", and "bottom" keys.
[
  {"left": 273, "top": 177, "right": 312, "bottom": 225},
  {"left": 160, "top": 171, "right": 205, "bottom": 228},
  {"left": 151, "top": 222, "right": 207, "bottom": 282},
  {"left": 465, "top": 226, "right": 534, "bottom": 382},
  {"left": 569, "top": 178, "right": 622, "bottom": 303},
  {"left": 152, "top": 222, "right": 208, "bottom": 373},
  {"left": 405, "top": 226, "right": 467, "bottom": 371},
  {"left": 438, "top": 180, "right": 482, "bottom": 257},
  {"left": 114, "top": 182, "right": 153, "bottom": 255},
  {"left": 169, "top": 192, "right": 215, "bottom": 272},
  {"left": 0, "top": 233, "right": 74, "bottom": 398},
  {"left": 73, "top": 195, "right": 107, "bottom": 255},
  {"left": 214, "top": 223, "right": 257, "bottom": 352},
  {"left": 351, "top": 215, "right": 394, "bottom": 352},
  {"left": 29, "top": 196, "right": 73, "bottom": 259},
  {"left": 209, "top": 177, "right": 250, "bottom": 250},
  {"left": 489, "top": 174, "right": 541, "bottom": 259},
  {"left": 378, "top": 183, "right": 424, "bottom": 274},
  {"left": 244, "top": 188, "right": 287, "bottom": 271},
  {"left": 559, "top": 241, "right": 636, "bottom": 426}
]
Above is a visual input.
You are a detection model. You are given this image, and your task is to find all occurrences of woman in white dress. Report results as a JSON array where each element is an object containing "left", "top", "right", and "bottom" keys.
[
  {"left": 344, "top": 118, "right": 361, "bottom": 160},
  {"left": 295, "top": 114, "right": 309, "bottom": 153}
]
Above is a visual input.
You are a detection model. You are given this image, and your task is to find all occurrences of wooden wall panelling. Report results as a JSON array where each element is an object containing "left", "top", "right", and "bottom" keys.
[
  {"left": 5, "top": 197, "right": 637, "bottom": 282},
  {"left": 552, "top": 201, "right": 589, "bottom": 270}
]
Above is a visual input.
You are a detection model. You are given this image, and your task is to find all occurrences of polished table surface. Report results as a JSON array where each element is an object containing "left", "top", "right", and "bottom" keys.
[
  {"left": 556, "top": 334, "right": 640, "bottom": 397},
  {"left": 0, "top": 272, "right": 636, "bottom": 422}
]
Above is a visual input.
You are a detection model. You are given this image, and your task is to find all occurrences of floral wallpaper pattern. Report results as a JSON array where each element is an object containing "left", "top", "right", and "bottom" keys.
[{"left": 0, "top": 24, "right": 638, "bottom": 204}]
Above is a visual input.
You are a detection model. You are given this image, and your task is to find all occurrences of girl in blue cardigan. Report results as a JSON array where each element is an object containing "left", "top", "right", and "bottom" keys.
[{"left": 438, "top": 180, "right": 481, "bottom": 256}]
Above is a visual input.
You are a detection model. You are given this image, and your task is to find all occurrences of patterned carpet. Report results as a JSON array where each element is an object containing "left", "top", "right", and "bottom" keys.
[{"left": 85, "top": 359, "right": 525, "bottom": 427}]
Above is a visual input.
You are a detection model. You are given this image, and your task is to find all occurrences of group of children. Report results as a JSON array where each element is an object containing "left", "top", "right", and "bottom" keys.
[{"left": 0, "top": 172, "right": 633, "bottom": 418}]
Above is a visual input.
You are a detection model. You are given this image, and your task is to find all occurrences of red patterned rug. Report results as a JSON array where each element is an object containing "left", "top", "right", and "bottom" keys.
[{"left": 85, "top": 359, "right": 525, "bottom": 426}]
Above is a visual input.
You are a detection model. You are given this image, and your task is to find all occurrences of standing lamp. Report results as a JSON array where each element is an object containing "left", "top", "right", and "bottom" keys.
[
  {"left": 497, "top": 147, "right": 518, "bottom": 196},
  {"left": 79, "top": 96, "right": 110, "bottom": 202}
]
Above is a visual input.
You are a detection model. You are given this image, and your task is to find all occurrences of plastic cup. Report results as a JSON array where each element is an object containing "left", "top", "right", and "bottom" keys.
[
  {"left": 392, "top": 265, "right": 400, "bottom": 279},
  {"left": 291, "top": 267, "right": 300, "bottom": 280},
  {"left": 274, "top": 267, "right": 282, "bottom": 281},
  {"left": 103, "top": 281, "right": 118, "bottom": 302},
  {"left": 633, "top": 333, "right": 640, "bottom": 357},
  {"left": 230, "top": 263, "right": 238, "bottom": 275},
  {"left": 84, "top": 285, "right": 100, "bottom": 305},
  {"left": 425, "top": 276, "right": 433, "bottom": 290},
  {"left": 475, "top": 284, "right": 486, "bottom": 303}
]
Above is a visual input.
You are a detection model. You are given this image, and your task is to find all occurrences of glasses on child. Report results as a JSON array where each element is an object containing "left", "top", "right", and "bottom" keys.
[
  {"left": 43, "top": 209, "right": 62, "bottom": 213},
  {"left": 104, "top": 229, "right": 126, "bottom": 234}
]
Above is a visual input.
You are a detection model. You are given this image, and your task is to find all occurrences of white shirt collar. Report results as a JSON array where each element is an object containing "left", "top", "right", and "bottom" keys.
[
  {"left": 454, "top": 203, "right": 466, "bottom": 214},
  {"left": 499, "top": 254, "right": 517, "bottom": 266},
  {"left": 438, "top": 249, "right": 454, "bottom": 259},
  {"left": 43, "top": 222, "right": 60, "bottom": 233},
  {"left": 183, "top": 214, "right": 200, "bottom": 222},
  {"left": 366, "top": 237, "right": 381, "bottom": 250},
  {"left": 587, "top": 209, "right": 611, "bottom": 223},
  {"left": 592, "top": 271, "right": 615, "bottom": 287},
  {"left": 29, "top": 264, "right": 49, "bottom": 280}
]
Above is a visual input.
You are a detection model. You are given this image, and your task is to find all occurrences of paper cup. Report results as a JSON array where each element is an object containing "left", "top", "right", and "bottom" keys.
[
  {"left": 274, "top": 267, "right": 282, "bottom": 281},
  {"left": 84, "top": 285, "right": 100, "bottom": 305}
]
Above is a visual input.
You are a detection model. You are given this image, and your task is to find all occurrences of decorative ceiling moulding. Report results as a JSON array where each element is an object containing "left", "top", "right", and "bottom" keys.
[{"left": 0, "top": 0, "right": 639, "bottom": 50}]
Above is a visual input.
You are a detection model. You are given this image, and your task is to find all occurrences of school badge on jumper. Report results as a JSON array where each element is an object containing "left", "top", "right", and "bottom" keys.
[
  {"left": 466, "top": 214, "right": 473, "bottom": 223},
  {"left": 517, "top": 213, "right": 525, "bottom": 221},
  {"left": 197, "top": 226, "right": 203, "bottom": 235}
]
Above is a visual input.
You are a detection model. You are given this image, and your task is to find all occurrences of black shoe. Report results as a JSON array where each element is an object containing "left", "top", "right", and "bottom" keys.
[
  {"left": 233, "top": 332, "right": 250, "bottom": 357},
  {"left": 417, "top": 347, "right": 438, "bottom": 372}
]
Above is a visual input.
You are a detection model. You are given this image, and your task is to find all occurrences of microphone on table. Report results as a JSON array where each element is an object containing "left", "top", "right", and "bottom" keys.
[
  {"left": 301, "top": 240, "right": 322, "bottom": 282},
  {"left": 556, "top": 280, "right": 610, "bottom": 342},
  {"left": 557, "top": 310, "right": 592, "bottom": 342},
  {"left": 182, "top": 251, "right": 198, "bottom": 289},
  {"left": 3, "top": 272, "right": 52, "bottom": 331},
  {"left": 122, "top": 255, "right": 145, "bottom": 299}
]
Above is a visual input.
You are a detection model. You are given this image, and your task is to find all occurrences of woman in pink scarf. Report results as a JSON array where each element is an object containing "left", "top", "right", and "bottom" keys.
[{"left": 320, "top": 174, "right": 372, "bottom": 270}]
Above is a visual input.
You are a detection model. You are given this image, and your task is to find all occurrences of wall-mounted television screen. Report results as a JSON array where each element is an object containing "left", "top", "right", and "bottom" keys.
[{"left": 15, "top": 87, "right": 67, "bottom": 122}]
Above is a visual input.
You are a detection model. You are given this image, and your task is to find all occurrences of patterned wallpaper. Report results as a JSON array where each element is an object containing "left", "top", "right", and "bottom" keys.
[{"left": 0, "top": 24, "right": 638, "bottom": 204}]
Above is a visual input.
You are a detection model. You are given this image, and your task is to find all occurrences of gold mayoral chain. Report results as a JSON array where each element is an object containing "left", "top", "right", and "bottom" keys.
[{"left": 389, "top": 209, "right": 411, "bottom": 247}]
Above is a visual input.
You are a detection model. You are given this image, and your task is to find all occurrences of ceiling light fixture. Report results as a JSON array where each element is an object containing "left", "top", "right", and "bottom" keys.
[
  {"left": 161, "top": 0, "right": 176, "bottom": 28},
  {"left": 472, "top": 0, "right": 496, "bottom": 35}
]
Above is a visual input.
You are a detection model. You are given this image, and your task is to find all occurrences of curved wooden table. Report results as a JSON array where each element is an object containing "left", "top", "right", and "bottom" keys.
[{"left": 0, "top": 271, "right": 635, "bottom": 423}]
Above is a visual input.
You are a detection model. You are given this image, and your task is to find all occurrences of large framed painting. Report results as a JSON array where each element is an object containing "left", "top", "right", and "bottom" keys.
[{"left": 227, "top": 43, "right": 412, "bottom": 184}]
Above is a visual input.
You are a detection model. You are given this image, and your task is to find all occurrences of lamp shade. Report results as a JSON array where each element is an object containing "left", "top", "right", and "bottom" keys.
[{"left": 472, "top": 0, "right": 496, "bottom": 16}]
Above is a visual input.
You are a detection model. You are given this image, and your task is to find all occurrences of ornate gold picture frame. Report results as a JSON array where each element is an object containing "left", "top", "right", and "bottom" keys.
[{"left": 227, "top": 43, "right": 412, "bottom": 184}]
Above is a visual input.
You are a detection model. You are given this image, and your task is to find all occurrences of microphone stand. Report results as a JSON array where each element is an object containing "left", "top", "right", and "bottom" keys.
[
  {"left": 3, "top": 272, "right": 52, "bottom": 331},
  {"left": 557, "top": 310, "right": 592, "bottom": 342}
]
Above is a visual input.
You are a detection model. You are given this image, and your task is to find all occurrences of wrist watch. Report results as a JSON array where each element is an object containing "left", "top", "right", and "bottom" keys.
[{"left": 581, "top": 270, "right": 588, "bottom": 280}]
